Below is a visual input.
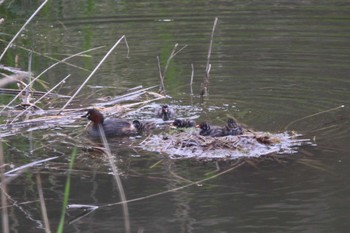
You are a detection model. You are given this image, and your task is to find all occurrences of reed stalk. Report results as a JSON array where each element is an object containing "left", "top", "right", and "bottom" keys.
[
  {"left": 201, "top": 17, "right": 218, "bottom": 97},
  {"left": 190, "top": 64, "right": 194, "bottom": 96},
  {"left": 0, "top": 46, "right": 103, "bottom": 114},
  {"left": 0, "top": 0, "right": 49, "bottom": 62},
  {"left": 36, "top": 174, "right": 51, "bottom": 233},
  {"left": 0, "top": 141, "right": 9, "bottom": 233},
  {"left": 10, "top": 74, "right": 71, "bottom": 123},
  {"left": 98, "top": 124, "right": 131, "bottom": 233},
  {"left": 58, "top": 35, "right": 128, "bottom": 114}
]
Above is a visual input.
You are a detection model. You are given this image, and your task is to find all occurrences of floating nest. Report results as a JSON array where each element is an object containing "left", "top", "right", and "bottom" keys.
[{"left": 139, "top": 129, "right": 312, "bottom": 159}]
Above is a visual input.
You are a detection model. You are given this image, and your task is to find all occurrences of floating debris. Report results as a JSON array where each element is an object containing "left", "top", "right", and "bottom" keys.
[{"left": 139, "top": 129, "right": 312, "bottom": 159}]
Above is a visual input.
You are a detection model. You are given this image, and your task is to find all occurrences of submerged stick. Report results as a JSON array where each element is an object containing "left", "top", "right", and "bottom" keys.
[
  {"left": 58, "top": 35, "right": 128, "bottom": 114},
  {"left": 0, "top": 0, "right": 48, "bottom": 62}
]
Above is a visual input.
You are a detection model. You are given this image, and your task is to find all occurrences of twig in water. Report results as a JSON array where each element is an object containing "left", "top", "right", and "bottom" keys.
[
  {"left": 284, "top": 105, "right": 345, "bottom": 130},
  {"left": 102, "top": 160, "right": 245, "bottom": 208},
  {"left": 58, "top": 35, "right": 129, "bottom": 114},
  {"left": 67, "top": 205, "right": 98, "bottom": 224},
  {"left": 201, "top": 17, "right": 218, "bottom": 97},
  {"left": 98, "top": 124, "right": 131, "bottom": 233},
  {"left": 0, "top": 0, "right": 48, "bottom": 62},
  {"left": 36, "top": 174, "right": 51, "bottom": 233}
]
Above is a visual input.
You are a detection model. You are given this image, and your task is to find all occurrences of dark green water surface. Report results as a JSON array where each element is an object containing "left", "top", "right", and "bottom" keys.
[{"left": 1, "top": 1, "right": 350, "bottom": 232}]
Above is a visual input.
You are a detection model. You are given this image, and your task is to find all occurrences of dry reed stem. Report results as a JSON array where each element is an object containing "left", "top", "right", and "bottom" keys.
[
  {"left": 0, "top": 141, "right": 9, "bottom": 233},
  {"left": 36, "top": 174, "right": 51, "bottom": 233},
  {"left": 157, "top": 43, "right": 187, "bottom": 95},
  {"left": 98, "top": 124, "right": 131, "bottom": 233},
  {"left": 9, "top": 74, "right": 71, "bottom": 123},
  {"left": 0, "top": 46, "right": 103, "bottom": 114},
  {"left": 5, "top": 156, "right": 59, "bottom": 176},
  {"left": 94, "top": 85, "right": 158, "bottom": 107},
  {"left": 58, "top": 35, "right": 128, "bottom": 114},
  {"left": 0, "top": 73, "right": 29, "bottom": 87},
  {"left": 156, "top": 56, "right": 165, "bottom": 94},
  {"left": 190, "top": 64, "right": 194, "bottom": 95},
  {"left": 0, "top": 38, "right": 99, "bottom": 72},
  {"left": 202, "top": 17, "right": 218, "bottom": 96},
  {"left": 0, "top": 0, "right": 48, "bottom": 62},
  {"left": 0, "top": 88, "right": 69, "bottom": 98}
]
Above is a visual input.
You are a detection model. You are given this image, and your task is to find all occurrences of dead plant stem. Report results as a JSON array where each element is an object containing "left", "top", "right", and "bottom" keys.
[
  {"left": 0, "top": 141, "right": 9, "bottom": 233},
  {"left": 36, "top": 174, "right": 51, "bottom": 233},
  {"left": 0, "top": 46, "right": 102, "bottom": 114},
  {"left": 202, "top": 17, "right": 218, "bottom": 96},
  {"left": 58, "top": 35, "right": 128, "bottom": 114},
  {"left": 0, "top": 0, "right": 49, "bottom": 62},
  {"left": 10, "top": 74, "right": 71, "bottom": 123},
  {"left": 98, "top": 125, "right": 131, "bottom": 233}
]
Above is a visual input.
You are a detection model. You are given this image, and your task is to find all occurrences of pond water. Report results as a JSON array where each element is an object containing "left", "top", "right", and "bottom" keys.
[{"left": 1, "top": 0, "right": 350, "bottom": 232}]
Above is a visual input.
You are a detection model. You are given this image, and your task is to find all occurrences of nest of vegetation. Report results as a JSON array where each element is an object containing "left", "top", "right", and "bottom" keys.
[{"left": 139, "top": 129, "right": 311, "bottom": 159}]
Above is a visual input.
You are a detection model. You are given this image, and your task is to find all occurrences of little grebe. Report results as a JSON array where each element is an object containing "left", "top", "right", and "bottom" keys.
[
  {"left": 225, "top": 118, "right": 243, "bottom": 136},
  {"left": 156, "top": 105, "right": 175, "bottom": 121},
  {"left": 173, "top": 119, "right": 196, "bottom": 128},
  {"left": 132, "top": 120, "right": 156, "bottom": 133},
  {"left": 197, "top": 122, "right": 229, "bottom": 137},
  {"left": 82, "top": 109, "right": 139, "bottom": 137}
]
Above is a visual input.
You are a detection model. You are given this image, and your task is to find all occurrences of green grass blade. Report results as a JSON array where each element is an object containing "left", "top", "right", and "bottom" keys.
[{"left": 56, "top": 147, "right": 77, "bottom": 233}]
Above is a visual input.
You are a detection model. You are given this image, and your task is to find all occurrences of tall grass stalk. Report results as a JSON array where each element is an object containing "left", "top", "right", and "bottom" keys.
[{"left": 56, "top": 147, "right": 77, "bottom": 233}]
